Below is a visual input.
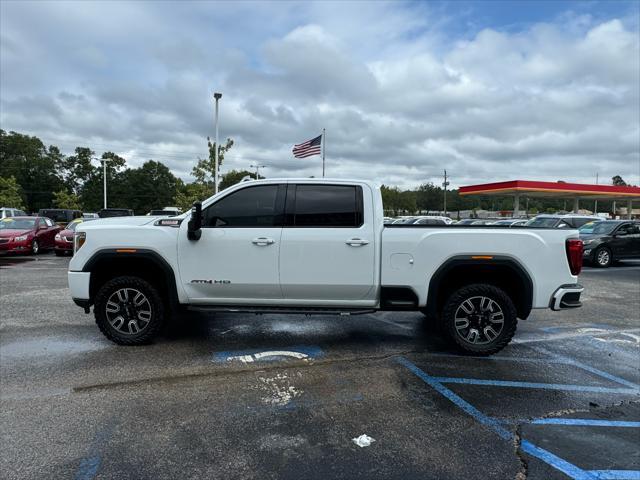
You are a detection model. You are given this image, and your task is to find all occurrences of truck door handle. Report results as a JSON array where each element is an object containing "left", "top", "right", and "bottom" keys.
[
  {"left": 346, "top": 238, "right": 369, "bottom": 246},
  {"left": 252, "top": 237, "right": 275, "bottom": 246}
]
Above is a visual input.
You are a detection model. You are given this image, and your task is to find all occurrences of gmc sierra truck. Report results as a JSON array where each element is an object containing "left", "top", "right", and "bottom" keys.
[{"left": 68, "top": 179, "right": 584, "bottom": 355}]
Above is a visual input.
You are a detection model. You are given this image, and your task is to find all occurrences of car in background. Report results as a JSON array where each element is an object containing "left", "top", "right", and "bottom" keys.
[
  {"left": 406, "top": 216, "right": 453, "bottom": 225},
  {"left": 38, "top": 209, "right": 82, "bottom": 226},
  {"left": 55, "top": 218, "right": 96, "bottom": 256},
  {"left": 579, "top": 220, "right": 640, "bottom": 268},
  {"left": 83, "top": 213, "right": 99, "bottom": 219},
  {"left": 455, "top": 219, "right": 478, "bottom": 225},
  {"left": 98, "top": 208, "right": 134, "bottom": 218},
  {"left": 470, "top": 219, "right": 496, "bottom": 225},
  {"left": 148, "top": 207, "right": 181, "bottom": 217},
  {"left": 391, "top": 216, "right": 418, "bottom": 224},
  {"left": 412, "top": 217, "right": 447, "bottom": 225},
  {"left": 0, "top": 207, "right": 28, "bottom": 219},
  {"left": 0, "top": 216, "right": 61, "bottom": 254},
  {"left": 492, "top": 219, "right": 528, "bottom": 227},
  {"left": 526, "top": 214, "right": 599, "bottom": 229}
]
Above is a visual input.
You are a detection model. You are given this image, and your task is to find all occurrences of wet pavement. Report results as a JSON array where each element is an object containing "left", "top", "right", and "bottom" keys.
[{"left": 1, "top": 254, "right": 639, "bottom": 479}]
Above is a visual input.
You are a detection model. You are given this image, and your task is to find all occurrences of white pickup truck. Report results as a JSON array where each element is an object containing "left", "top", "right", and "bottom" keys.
[{"left": 68, "top": 179, "right": 584, "bottom": 355}]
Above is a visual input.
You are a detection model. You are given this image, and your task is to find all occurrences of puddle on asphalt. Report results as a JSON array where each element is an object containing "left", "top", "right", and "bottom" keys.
[
  {"left": 1, "top": 337, "right": 107, "bottom": 358},
  {"left": 267, "top": 320, "right": 331, "bottom": 335}
]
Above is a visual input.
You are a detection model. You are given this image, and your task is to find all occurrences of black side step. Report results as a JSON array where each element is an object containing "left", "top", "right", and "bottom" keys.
[{"left": 187, "top": 305, "right": 377, "bottom": 316}]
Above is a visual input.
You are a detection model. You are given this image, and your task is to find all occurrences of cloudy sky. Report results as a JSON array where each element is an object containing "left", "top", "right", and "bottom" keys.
[{"left": 1, "top": 0, "right": 639, "bottom": 188}]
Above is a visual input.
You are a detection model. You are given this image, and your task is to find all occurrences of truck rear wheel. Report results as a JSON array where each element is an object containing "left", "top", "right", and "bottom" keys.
[
  {"left": 94, "top": 276, "right": 165, "bottom": 345},
  {"left": 441, "top": 284, "right": 517, "bottom": 356}
]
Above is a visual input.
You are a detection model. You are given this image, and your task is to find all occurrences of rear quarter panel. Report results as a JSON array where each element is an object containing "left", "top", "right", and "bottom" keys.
[{"left": 381, "top": 227, "right": 579, "bottom": 309}]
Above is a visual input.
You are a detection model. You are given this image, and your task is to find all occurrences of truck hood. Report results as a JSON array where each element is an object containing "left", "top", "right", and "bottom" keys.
[{"left": 81, "top": 216, "right": 157, "bottom": 228}]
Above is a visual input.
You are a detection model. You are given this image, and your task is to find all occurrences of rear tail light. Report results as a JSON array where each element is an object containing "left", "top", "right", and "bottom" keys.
[{"left": 566, "top": 238, "right": 583, "bottom": 276}]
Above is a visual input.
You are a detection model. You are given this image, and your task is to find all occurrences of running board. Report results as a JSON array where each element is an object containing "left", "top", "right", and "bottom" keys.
[{"left": 187, "top": 305, "right": 377, "bottom": 316}]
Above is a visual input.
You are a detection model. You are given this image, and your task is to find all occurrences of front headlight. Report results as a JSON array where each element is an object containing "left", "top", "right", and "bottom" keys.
[
  {"left": 14, "top": 235, "right": 28, "bottom": 242},
  {"left": 582, "top": 239, "right": 595, "bottom": 246},
  {"left": 74, "top": 232, "right": 86, "bottom": 253}
]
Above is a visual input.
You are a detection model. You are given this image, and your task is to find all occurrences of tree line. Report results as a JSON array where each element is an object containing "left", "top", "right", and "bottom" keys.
[
  {"left": 0, "top": 130, "right": 259, "bottom": 213},
  {"left": 0, "top": 129, "right": 628, "bottom": 216}
]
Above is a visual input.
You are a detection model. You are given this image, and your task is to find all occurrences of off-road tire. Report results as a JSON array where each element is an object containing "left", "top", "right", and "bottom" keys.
[
  {"left": 94, "top": 276, "right": 165, "bottom": 345},
  {"left": 441, "top": 284, "right": 517, "bottom": 356}
]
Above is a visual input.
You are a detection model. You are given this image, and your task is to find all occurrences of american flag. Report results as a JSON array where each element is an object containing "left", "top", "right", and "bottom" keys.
[{"left": 292, "top": 134, "right": 322, "bottom": 158}]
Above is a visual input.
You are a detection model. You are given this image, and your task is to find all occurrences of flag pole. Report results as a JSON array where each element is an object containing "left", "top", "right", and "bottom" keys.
[{"left": 322, "top": 128, "right": 326, "bottom": 177}]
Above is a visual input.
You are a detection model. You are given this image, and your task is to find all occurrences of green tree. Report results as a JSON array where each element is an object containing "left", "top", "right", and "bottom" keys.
[
  {"left": 0, "top": 130, "right": 64, "bottom": 211},
  {"left": 191, "top": 138, "right": 234, "bottom": 184},
  {"left": 173, "top": 182, "right": 211, "bottom": 212},
  {"left": 117, "top": 160, "right": 180, "bottom": 214},
  {"left": 219, "top": 169, "right": 261, "bottom": 191},
  {"left": 52, "top": 190, "right": 82, "bottom": 210},
  {"left": 612, "top": 175, "right": 627, "bottom": 186},
  {"left": 57, "top": 147, "right": 95, "bottom": 194},
  {"left": 0, "top": 176, "right": 25, "bottom": 209},
  {"left": 80, "top": 152, "right": 128, "bottom": 211}
]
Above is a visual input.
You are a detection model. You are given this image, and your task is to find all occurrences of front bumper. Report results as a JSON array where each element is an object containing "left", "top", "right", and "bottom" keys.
[
  {"left": 550, "top": 284, "right": 584, "bottom": 311},
  {"left": 68, "top": 271, "right": 91, "bottom": 302},
  {"left": 0, "top": 239, "right": 31, "bottom": 253},
  {"left": 55, "top": 240, "right": 73, "bottom": 252}
]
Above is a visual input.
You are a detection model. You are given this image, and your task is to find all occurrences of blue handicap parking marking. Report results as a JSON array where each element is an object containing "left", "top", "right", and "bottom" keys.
[
  {"left": 539, "top": 323, "right": 612, "bottom": 334},
  {"left": 588, "top": 471, "right": 640, "bottom": 479},
  {"left": 396, "top": 356, "right": 640, "bottom": 480},
  {"left": 213, "top": 345, "right": 324, "bottom": 363}
]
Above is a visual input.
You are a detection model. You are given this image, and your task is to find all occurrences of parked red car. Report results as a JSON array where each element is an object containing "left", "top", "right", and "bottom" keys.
[
  {"left": 0, "top": 216, "right": 61, "bottom": 254},
  {"left": 55, "top": 218, "right": 95, "bottom": 255}
]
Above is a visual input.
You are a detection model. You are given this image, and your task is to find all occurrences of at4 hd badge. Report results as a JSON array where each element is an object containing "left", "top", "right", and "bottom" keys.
[{"left": 190, "top": 279, "right": 231, "bottom": 284}]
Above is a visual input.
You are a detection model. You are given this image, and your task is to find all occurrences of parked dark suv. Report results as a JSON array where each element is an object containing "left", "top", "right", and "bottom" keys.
[
  {"left": 526, "top": 214, "right": 600, "bottom": 229},
  {"left": 97, "top": 208, "right": 134, "bottom": 218},
  {"left": 579, "top": 220, "right": 640, "bottom": 268},
  {"left": 38, "top": 208, "right": 82, "bottom": 225}
]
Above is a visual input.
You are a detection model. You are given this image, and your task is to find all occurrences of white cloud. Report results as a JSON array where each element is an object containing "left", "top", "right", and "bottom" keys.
[{"left": 0, "top": 1, "right": 638, "bottom": 188}]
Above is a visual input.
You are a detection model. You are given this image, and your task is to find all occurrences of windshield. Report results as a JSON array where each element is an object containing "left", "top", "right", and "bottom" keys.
[
  {"left": 526, "top": 217, "right": 559, "bottom": 228},
  {"left": 66, "top": 221, "right": 81, "bottom": 231},
  {"left": 0, "top": 218, "right": 36, "bottom": 230},
  {"left": 580, "top": 222, "right": 617, "bottom": 235}
]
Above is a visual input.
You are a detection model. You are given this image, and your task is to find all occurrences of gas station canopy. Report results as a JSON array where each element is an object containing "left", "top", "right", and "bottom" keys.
[{"left": 459, "top": 180, "right": 640, "bottom": 217}]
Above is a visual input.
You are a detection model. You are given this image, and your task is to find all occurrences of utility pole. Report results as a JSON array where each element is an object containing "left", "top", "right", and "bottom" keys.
[
  {"left": 250, "top": 164, "right": 266, "bottom": 180},
  {"left": 442, "top": 169, "right": 449, "bottom": 216},
  {"left": 594, "top": 173, "right": 599, "bottom": 214},
  {"left": 213, "top": 92, "right": 222, "bottom": 195}
]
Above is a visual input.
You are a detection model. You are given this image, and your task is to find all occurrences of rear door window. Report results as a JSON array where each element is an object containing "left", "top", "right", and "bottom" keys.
[{"left": 291, "top": 185, "right": 363, "bottom": 227}]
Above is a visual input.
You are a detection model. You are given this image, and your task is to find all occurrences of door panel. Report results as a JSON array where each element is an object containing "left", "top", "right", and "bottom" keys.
[
  {"left": 178, "top": 227, "right": 282, "bottom": 301},
  {"left": 279, "top": 184, "right": 376, "bottom": 303},
  {"left": 177, "top": 183, "right": 285, "bottom": 303}
]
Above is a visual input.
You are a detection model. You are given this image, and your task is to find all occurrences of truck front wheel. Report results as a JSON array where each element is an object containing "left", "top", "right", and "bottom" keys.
[
  {"left": 94, "top": 276, "right": 165, "bottom": 345},
  {"left": 441, "top": 284, "right": 517, "bottom": 356}
]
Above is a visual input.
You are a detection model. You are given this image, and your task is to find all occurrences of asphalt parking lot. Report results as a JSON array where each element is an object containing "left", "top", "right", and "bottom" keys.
[{"left": 1, "top": 254, "right": 638, "bottom": 480}]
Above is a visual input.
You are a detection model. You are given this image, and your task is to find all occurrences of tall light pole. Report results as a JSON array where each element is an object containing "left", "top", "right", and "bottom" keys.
[
  {"left": 92, "top": 157, "right": 113, "bottom": 209},
  {"left": 213, "top": 92, "right": 222, "bottom": 195},
  {"left": 250, "top": 164, "right": 266, "bottom": 180}
]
